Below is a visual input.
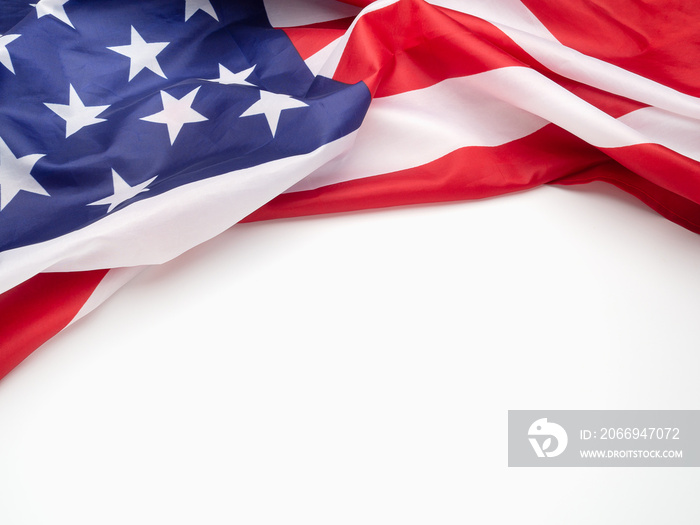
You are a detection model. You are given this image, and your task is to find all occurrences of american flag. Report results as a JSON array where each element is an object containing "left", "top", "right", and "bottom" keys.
[{"left": 1, "top": 0, "right": 700, "bottom": 378}]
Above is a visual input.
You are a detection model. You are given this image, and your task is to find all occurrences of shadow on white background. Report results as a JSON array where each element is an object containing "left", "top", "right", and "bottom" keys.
[{"left": 1, "top": 183, "right": 699, "bottom": 524}]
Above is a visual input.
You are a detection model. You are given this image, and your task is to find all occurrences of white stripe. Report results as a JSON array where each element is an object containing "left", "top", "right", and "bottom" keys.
[
  {"left": 304, "top": 36, "right": 343, "bottom": 77},
  {"left": 618, "top": 107, "right": 700, "bottom": 162},
  {"left": 287, "top": 66, "right": 648, "bottom": 194},
  {"left": 263, "top": 0, "right": 360, "bottom": 28},
  {"left": 431, "top": 0, "right": 557, "bottom": 42},
  {"left": 471, "top": 68, "right": 644, "bottom": 148},
  {"left": 67, "top": 266, "right": 146, "bottom": 327},
  {"left": 429, "top": 0, "right": 700, "bottom": 119},
  {"left": 0, "top": 134, "right": 356, "bottom": 294}
]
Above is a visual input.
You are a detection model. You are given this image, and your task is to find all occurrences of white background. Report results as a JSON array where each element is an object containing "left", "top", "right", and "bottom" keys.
[{"left": 1, "top": 183, "right": 699, "bottom": 524}]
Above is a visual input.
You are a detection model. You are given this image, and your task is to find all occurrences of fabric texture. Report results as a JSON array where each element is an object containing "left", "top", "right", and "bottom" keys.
[{"left": 0, "top": 0, "right": 698, "bottom": 379}]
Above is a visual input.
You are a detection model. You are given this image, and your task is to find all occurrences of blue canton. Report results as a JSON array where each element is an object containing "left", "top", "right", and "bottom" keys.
[{"left": 0, "top": 0, "right": 370, "bottom": 251}]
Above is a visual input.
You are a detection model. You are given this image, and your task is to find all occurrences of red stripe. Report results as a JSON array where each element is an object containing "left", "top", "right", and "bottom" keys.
[
  {"left": 521, "top": 0, "right": 700, "bottom": 97},
  {"left": 545, "top": 72, "right": 646, "bottom": 119},
  {"left": 341, "top": 1, "right": 700, "bottom": 99},
  {"left": 330, "top": 0, "right": 645, "bottom": 117},
  {"left": 332, "top": 1, "right": 528, "bottom": 97},
  {"left": 0, "top": 270, "right": 108, "bottom": 380},
  {"left": 243, "top": 124, "right": 607, "bottom": 221},
  {"left": 601, "top": 143, "right": 700, "bottom": 206},
  {"left": 553, "top": 164, "right": 700, "bottom": 235},
  {"left": 244, "top": 108, "right": 700, "bottom": 234}
]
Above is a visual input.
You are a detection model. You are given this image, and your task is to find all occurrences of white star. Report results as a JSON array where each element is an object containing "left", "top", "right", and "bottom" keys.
[
  {"left": 88, "top": 169, "right": 156, "bottom": 213},
  {"left": 185, "top": 0, "right": 218, "bottom": 21},
  {"left": 107, "top": 26, "right": 169, "bottom": 81},
  {"left": 32, "top": 0, "right": 74, "bottom": 29},
  {"left": 207, "top": 64, "right": 255, "bottom": 86},
  {"left": 140, "top": 86, "right": 208, "bottom": 144},
  {"left": 0, "top": 34, "right": 20, "bottom": 74},
  {"left": 0, "top": 137, "right": 47, "bottom": 211},
  {"left": 240, "top": 90, "right": 308, "bottom": 137},
  {"left": 45, "top": 84, "right": 110, "bottom": 138}
]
